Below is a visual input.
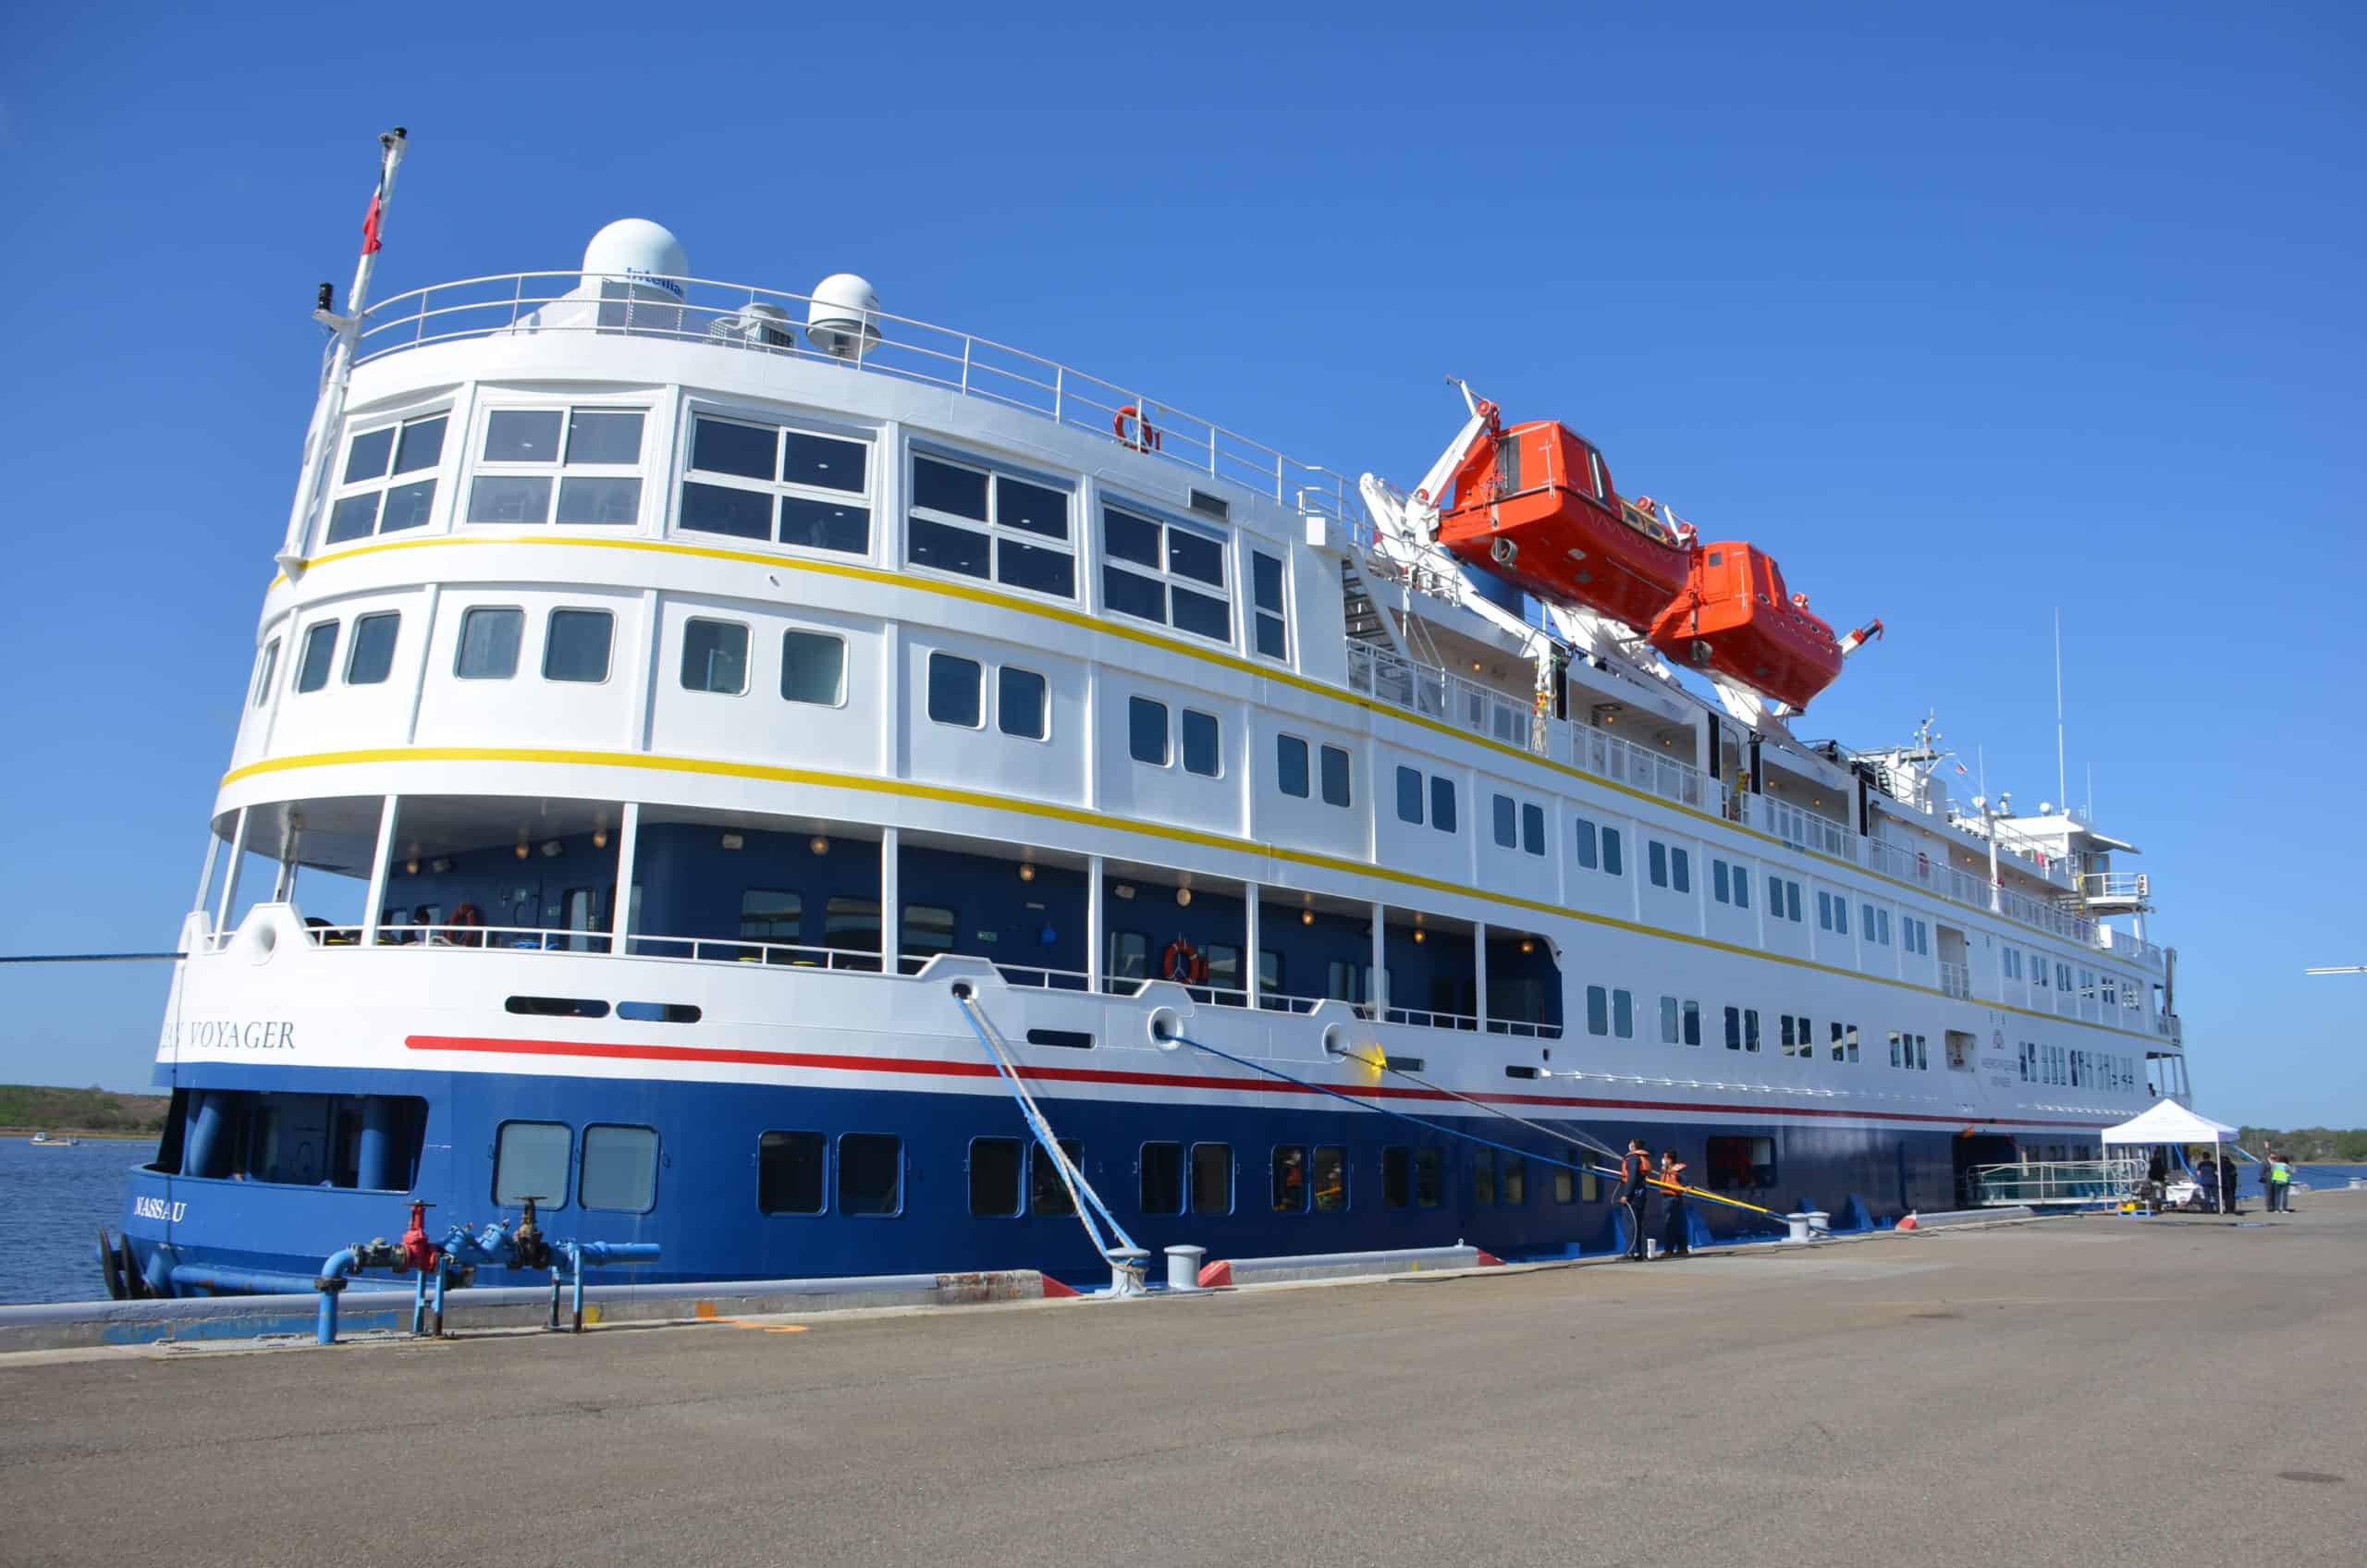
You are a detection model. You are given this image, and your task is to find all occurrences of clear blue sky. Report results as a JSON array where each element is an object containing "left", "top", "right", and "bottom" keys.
[{"left": 1, "top": 5, "right": 2360, "bottom": 1124}]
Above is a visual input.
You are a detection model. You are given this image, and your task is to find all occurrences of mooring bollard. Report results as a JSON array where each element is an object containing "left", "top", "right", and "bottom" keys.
[
  {"left": 1784, "top": 1211, "right": 1829, "bottom": 1243},
  {"left": 1165, "top": 1245, "right": 1206, "bottom": 1290},
  {"left": 1109, "top": 1246, "right": 1150, "bottom": 1295}
]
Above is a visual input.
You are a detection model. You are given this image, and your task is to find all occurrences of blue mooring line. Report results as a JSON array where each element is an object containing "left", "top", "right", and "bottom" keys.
[{"left": 955, "top": 993, "right": 1141, "bottom": 1261}]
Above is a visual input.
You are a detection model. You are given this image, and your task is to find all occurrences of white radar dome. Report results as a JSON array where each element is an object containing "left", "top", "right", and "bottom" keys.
[
  {"left": 807, "top": 273, "right": 882, "bottom": 359},
  {"left": 583, "top": 219, "right": 689, "bottom": 299}
]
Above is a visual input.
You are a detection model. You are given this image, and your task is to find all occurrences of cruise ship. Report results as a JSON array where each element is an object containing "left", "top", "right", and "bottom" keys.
[{"left": 104, "top": 138, "right": 2189, "bottom": 1297}]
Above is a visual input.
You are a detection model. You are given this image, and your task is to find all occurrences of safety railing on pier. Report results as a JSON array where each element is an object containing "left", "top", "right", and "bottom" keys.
[
  {"left": 1962, "top": 1158, "right": 2142, "bottom": 1207},
  {"left": 352, "top": 271, "right": 1368, "bottom": 533}
]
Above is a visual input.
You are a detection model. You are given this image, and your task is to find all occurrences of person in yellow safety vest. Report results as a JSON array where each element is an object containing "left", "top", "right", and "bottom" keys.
[
  {"left": 2268, "top": 1154, "right": 2294, "bottom": 1213},
  {"left": 1658, "top": 1151, "right": 1692, "bottom": 1258}
]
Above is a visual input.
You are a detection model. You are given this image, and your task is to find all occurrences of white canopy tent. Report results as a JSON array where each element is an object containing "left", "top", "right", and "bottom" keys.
[{"left": 2102, "top": 1099, "right": 2239, "bottom": 1147}]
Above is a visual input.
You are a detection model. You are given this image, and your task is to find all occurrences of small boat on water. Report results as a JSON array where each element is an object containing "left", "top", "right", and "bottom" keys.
[{"left": 30, "top": 1131, "right": 81, "bottom": 1148}]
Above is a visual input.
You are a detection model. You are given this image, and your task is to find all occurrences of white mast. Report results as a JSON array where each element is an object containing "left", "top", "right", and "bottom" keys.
[
  {"left": 276, "top": 127, "right": 409, "bottom": 575},
  {"left": 2054, "top": 606, "right": 2068, "bottom": 812}
]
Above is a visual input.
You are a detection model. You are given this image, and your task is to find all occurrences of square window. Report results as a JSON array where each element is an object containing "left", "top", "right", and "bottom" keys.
[
  {"left": 1396, "top": 766, "right": 1424, "bottom": 825},
  {"left": 346, "top": 612, "right": 399, "bottom": 685},
  {"left": 970, "top": 1137, "right": 1024, "bottom": 1217},
  {"left": 544, "top": 608, "right": 613, "bottom": 683},
  {"left": 580, "top": 1124, "right": 658, "bottom": 1212},
  {"left": 778, "top": 496, "right": 869, "bottom": 554},
  {"left": 378, "top": 480, "right": 435, "bottom": 533},
  {"left": 455, "top": 606, "right": 523, "bottom": 680},
  {"left": 1277, "top": 734, "right": 1310, "bottom": 798},
  {"left": 996, "top": 537, "right": 1074, "bottom": 597},
  {"left": 1181, "top": 709, "right": 1220, "bottom": 777},
  {"left": 565, "top": 409, "right": 644, "bottom": 465},
  {"left": 998, "top": 666, "right": 1048, "bottom": 739},
  {"left": 914, "top": 456, "right": 988, "bottom": 518},
  {"left": 1129, "top": 695, "right": 1170, "bottom": 765},
  {"left": 469, "top": 474, "right": 552, "bottom": 524},
  {"left": 394, "top": 416, "right": 446, "bottom": 474},
  {"left": 757, "top": 1130, "right": 824, "bottom": 1214},
  {"left": 325, "top": 491, "right": 382, "bottom": 545},
  {"left": 780, "top": 630, "right": 847, "bottom": 705},
  {"left": 927, "top": 651, "right": 984, "bottom": 728},
  {"left": 837, "top": 1133, "right": 902, "bottom": 1216},
  {"left": 554, "top": 475, "right": 642, "bottom": 526},
  {"left": 740, "top": 889, "right": 802, "bottom": 942},
  {"left": 485, "top": 409, "right": 563, "bottom": 463},
  {"left": 996, "top": 474, "right": 1069, "bottom": 540},
  {"left": 1312, "top": 1145, "right": 1346, "bottom": 1212},
  {"left": 1319, "top": 745, "right": 1352, "bottom": 808},
  {"left": 681, "top": 619, "right": 750, "bottom": 694},
  {"left": 782, "top": 431, "right": 867, "bottom": 493},
  {"left": 1429, "top": 776, "right": 1456, "bottom": 834},
  {"left": 1104, "top": 506, "right": 1161, "bottom": 568},
  {"left": 1102, "top": 566, "right": 1165, "bottom": 623},
  {"left": 1191, "top": 1143, "right": 1233, "bottom": 1214},
  {"left": 908, "top": 515, "right": 989, "bottom": 578},
  {"left": 493, "top": 1121, "right": 570, "bottom": 1208},
  {"left": 1254, "top": 613, "right": 1287, "bottom": 659},
  {"left": 691, "top": 416, "right": 777, "bottom": 480},
  {"left": 343, "top": 426, "right": 395, "bottom": 484},
  {"left": 294, "top": 620, "right": 338, "bottom": 693},
  {"left": 1170, "top": 586, "right": 1231, "bottom": 642},
  {"left": 1139, "top": 1142, "right": 1184, "bottom": 1215},
  {"left": 1166, "top": 528, "right": 1225, "bottom": 586},
  {"left": 679, "top": 481, "right": 772, "bottom": 540}
]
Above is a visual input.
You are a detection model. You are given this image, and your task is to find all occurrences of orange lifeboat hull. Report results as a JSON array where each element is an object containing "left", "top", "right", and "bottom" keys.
[
  {"left": 1436, "top": 421, "right": 1691, "bottom": 632},
  {"left": 1648, "top": 542, "right": 1844, "bottom": 710}
]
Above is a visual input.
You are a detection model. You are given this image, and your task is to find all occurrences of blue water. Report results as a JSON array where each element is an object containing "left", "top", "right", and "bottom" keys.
[{"left": 0, "top": 1138, "right": 147, "bottom": 1304}]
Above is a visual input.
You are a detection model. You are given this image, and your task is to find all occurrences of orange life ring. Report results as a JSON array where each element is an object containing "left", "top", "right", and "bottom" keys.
[
  {"left": 1161, "top": 937, "right": 1198, "bottom": 984},
  {"left": 1115, "top": 405, "right": 1162, "bottom": 453}
]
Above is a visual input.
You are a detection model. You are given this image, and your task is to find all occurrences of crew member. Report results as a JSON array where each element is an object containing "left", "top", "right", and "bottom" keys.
[
  {"left": 1620, "top": 1138, "right": 1654, "bottom": 1260},
  {"left": 1658, "top": 1149, "right": 1692, "bottom": 1257},
  {"left": 2269, "top": 1154, "right": 2293, "bottom": 1213}
]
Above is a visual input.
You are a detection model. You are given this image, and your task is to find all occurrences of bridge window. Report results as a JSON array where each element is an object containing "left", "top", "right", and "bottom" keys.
[
  {"left": 927, "top": 652, "right": 983, "bottom": 727},
  {"left": 325, "top": 412, "right": 446, "bottom": 545},
  {"left": 345, "top": 612, "right": 400, "bottom": 685},
  {"left": 910, "top": 454, "right": 1075, "bottom": 598},
  {"left": 294, "top": 619, "right": 339, "bottom": 693},
  {"left": 1278, "top": 734, "right": 1310, "bottom": 797},
  {"left": 681, "top": 618, "right": 749, "bottom": 694},
  {"left": 1101, "top": 503, "right": 1232, "bottom": 643},
  {"left": 838, "top": 1133, "right": 902, "bottom": 1216},
  {"left": 998, "top": 667, "right": 1048, "bottom": 739},
  {"left": 455, "top": 606, "right": 523, "bottom": 680},
  {"left": 580, "top": 1124, "right": 659, "bottom": 1212},
  {"left": 493, "top": 1120, "right": 571, "bottom": 1209},
  {"left": 469, "top": 406, "right": 646, "bottom": 526},
  {"left": 779, "top": 631, "right": 846, "bottom": 705},
  {"left": 969, "top": 1137, "right": 1023, "bottom": 1217},
  {"left": 1320, "top": 744, "right": 1352, "bottom": 807},
  {"left": 543, "top": 608, "right": 613, "bottom": 683},
  {"left": 1251, "top": 549, "right": 1288, "bottom": 659},
  {"left": 758, "top": 1131, "right": 825, "bottom": 1215},
  {"left": 251, "top": 637, "right": 281, "bottom": 707},
  {"left": 680, "top": 414, "right": 870, "bottom": 553}
]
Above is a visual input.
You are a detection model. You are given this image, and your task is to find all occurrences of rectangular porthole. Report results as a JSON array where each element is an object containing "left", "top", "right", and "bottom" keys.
[
  {"left": 580, "top": 1124, "right": 659, "bottom": 1212},
  {"left": 758, "top": 1131, "right": 825, "bottom": 1215},
  {"left": 543, "top": 608, "right": 614, "bottom": 683},
  {"left": 504, "top": 996, "right": 610, "bottom": 1018},
  {"left": 294, "top": 620, "right": 339, "bottom": 693},
  {"left": 1140, "top": 1142, "right": 1184, "bottom": 1215},
  {"left": 493, "top": 1121, "right": 570, "bottom": 1209},
  {"left": 345, "top": 612, "right": 399, "bottom": 685},
  {"left": 1024, "top": 1028, "right": 1093, "bottom": 1050},
  {"left": 617, "top": 1001, "right": 701, "bottom": 1023},
  {"left": 969, "top": 1137, "right": 1023, "bottom": 1217},
  {"left": 838, "top": 1133, "right": 902, "bottom": 1216}
]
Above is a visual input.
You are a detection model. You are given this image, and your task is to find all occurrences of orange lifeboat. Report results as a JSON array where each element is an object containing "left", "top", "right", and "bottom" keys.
[
  {"left": 1436, "top": 421, "right": 1692, "bottom": 632},
  {"left": 1648, "top": 543, "right": 1846, "bottom": 711}
]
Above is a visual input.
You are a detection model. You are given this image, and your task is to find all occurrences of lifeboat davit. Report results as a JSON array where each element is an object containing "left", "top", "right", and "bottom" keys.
[
  {"left": 1436, "top": 421, "right": 1692, "bottom": 632},
  {"left": 1648, "top": 543, "right": 1845, "bottom": 711}
]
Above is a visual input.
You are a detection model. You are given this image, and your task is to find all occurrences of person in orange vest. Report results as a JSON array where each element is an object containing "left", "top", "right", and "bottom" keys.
[
  {"left": 1620, "top": 1138, "right": 1655, "bottom": 1260},
  {"left": 1658, "top": 1150, "right": 1692, "bottom": 1257}
]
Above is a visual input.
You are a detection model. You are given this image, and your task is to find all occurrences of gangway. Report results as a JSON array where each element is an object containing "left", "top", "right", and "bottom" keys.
[{"left": 1961, "top": 1158, "right": 2143, "bottom": 1208}]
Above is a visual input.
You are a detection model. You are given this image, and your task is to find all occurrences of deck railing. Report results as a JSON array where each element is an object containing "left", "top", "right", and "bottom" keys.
[{"left": 1963, "top": 1158, "right": 2142, "bottom": 1207}]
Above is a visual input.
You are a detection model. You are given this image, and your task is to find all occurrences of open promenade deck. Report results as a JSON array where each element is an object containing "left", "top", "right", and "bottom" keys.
[{"left": 5, "top": 1196, "right": 2360, "bottom": 1566}]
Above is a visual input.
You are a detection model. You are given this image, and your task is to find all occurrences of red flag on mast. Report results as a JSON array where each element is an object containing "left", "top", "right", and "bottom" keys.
[{"left": 361, "top": 169, "right": 386, "bottom": 255}]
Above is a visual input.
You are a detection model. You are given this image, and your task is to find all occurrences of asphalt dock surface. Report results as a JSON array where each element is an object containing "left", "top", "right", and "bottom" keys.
[{"left": 6, "top": 1198, "right": 2361, "bottom": 1566}]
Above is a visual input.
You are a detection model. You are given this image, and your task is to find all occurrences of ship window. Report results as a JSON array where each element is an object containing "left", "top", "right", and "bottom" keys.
[
  {"left": 1602, "top": 827, "right": 1624, "bottom": 876},
  {"left": 543, "top": 608, "right": 613, "bottom": 683},
  {"left": 1272, "top": 1145, "right": 1309, "bottom": 1212},
  {"left": 1523, "top": 802, "right": 1545, "bottom": 856},
  {"left": 1383, "top": 1146, "right": 1412, "bottom": 1208},
  {"left": 902, "top": 903, "right": 956, "bottom": 955},
  {"left": 1672, "top": 848, "right": 1690, "bottom": 892},
  {"left": 926, "top": 651, "right": 983, "bottom": 727},
  {"left": 681, "top": 619, "right": 749, "bottom": 694},
  {"left": 580, "top": 1124, "right": 659, "bottom": 1212},
  {"left": 1191, "top": 1143, "right": 1233, "bottom": 1214},
  {"left": 757, "top": 1131, "right": 825, "bottom": 1215},
  {"left": 344, "top": 612, "right": 399, "bottom": 685},
  {"left": 1575, "top": 816, "right": 1598, "bottom": 869},
  {"left": 1140, "top": 1142, "right": 1184, "bottom": 1215},
  {"left": 1613, "top": 989, "right": 1634, "bottom": 1038},
  {"left": 1107, "top": 929, "right": 1148, "bottom": 985},
  {"left": 1129, "top": 696, "right": 1169, "bottom": 765},
  {"left": 1429, "top": 776, "right": 1456, "bottom": 834},
  {"left": 1313, "top": 1145, "right": 1347, "bottom": 1212},
  {"left": 1713, "top": 859, "right": 1730, "bottom": 903},
  {"left": 907, "top": 454, "right": 1075, "bottom": 599},
  {"left": 740, "top": 889, "right": 802, "bottom": 942},
  {"left": 251, "top": 637, "right": 281, "bottom": 707},
  {"left": 823, "top": 896, "right": 881, "bottom": 953},
  {"left": 325, "top": 412, "right": 446, "bottom": 547},
  {"left": 837, "top": 1133, "right": 902, "bottom": 1216},
  {"left": 1707, "top": 1134, "right": 1772, "bottom": 1191},
  {"left": 1101, "top": 503, "right": 1233, "bottom": 643},
  {"left": 1587, "top": 986, "right": 1609, "bottom": 1035},
  {"left": 504, "top": 995, "right": 609, "bottom": 1018},
  {"left": 1252, "top": 550, "right": 1288, "bottom": 660},
  {"left": 493, "top": 1120, "right": 571, "bottom": 1209},
  {"left": 969, "top": 1137, "right": 1023, "bottom": 1217},
  {"left": 1320, "top": 745, "right": 1352, "bottom": 807},
  {"left": 294, "top": 619, "right": 339, "bottom": 693},
  {"left": 780, "top": 631, "right": 846, "bottom": 706},
  {"left": 1684, "top": 999, "right": 1702, "bottom": 1047},
  {"left": 1473, "top": 1148, "right": 1496, "bottom": 1206},
  {"left": 1182, "top": 709, "right": 1220, "bottom": 777},
  {"left": 1649, "top": 840, "right": 1668, "bottom": 887},
  {"left": 1502, "top": 1153, "right": 1526, "bottom": 1207},
  {"left": 998, "top": 666, "right": 1048, "bottom": 739},
  {"left": 1031, "top": 1139, "right": 1083, "bottom": 1216},
  {"left": 680, "top": 414, "right": 870, "bottom": 553},
  {"left": 455, "top": 606, "right": 523, "bottom": 680},
  {"left": 1277, "top": 734, "right": 1310, "bottom": 798},
  {"left": 1493, "top": 794, "right": 1516, "bottom": 848},
  {"left": 1396, "top": 766, "right": 1424, "bottom": 825},
  {"left": 1416, "top": 1147, "right": 1444, "bottom": 1207}
]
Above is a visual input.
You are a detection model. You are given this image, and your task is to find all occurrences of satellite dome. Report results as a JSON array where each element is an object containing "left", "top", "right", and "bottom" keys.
[
  {"left": 807, "top": 273, "right": 882, "bottom": 359},
  {"left": 582, "top": 219, "right": 688, "bottom": 298}
]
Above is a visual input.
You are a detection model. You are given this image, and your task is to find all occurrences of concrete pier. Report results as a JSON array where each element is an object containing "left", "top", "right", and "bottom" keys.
[{"left": 4, "top": 1197, "right": 2361, "bottom": 1565}]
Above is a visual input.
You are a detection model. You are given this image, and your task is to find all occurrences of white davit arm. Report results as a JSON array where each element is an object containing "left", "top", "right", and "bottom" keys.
[{"left": 1364, "top": 378, "right": 1501, "bottom": 552}]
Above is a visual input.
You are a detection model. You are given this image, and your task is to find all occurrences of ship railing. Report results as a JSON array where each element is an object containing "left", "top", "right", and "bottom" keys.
[
  {"left": 1573, "top": 724, "right": 1717, "bottom": 815},
  {"left": 352, "top": 271, "right": 1367, "bottom": 529},
  {"left": 1745, "top": 793, "right": 1853, "bottom": 861},
  {"left": 1938, "top": 960, "right": 1972, "bottom": 1000},
  {"left": 1962, "top": 1158, "right": 2142, "bottom": 1207},
  {"left": 2081, "top": 871, "right": 2147, "bottom": 900}
]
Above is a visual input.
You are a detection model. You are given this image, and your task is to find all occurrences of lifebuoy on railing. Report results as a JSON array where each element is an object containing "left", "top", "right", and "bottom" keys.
[
  {"left": 1161, "top": 937, "right": 1204, "bottom": 985},
  {"left": 1115, "top": 404, "right": 1162, "bottom": 453}
]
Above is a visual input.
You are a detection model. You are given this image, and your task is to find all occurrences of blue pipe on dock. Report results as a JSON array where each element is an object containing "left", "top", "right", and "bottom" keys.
[
  {"left": 560, "top": 1241, "right": 662, "bottom": 1332},
  {"left": 315, "top": 1248, "right": 362, "bottom": 1345}
]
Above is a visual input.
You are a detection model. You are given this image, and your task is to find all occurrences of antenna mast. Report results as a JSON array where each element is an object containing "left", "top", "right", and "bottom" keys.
[{"left": 2054, "top": 607, "right": 2068, "bottom": 811}]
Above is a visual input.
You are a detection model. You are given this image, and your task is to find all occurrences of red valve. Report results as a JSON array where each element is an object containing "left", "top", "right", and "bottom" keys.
[{"left": 399, "top": 1200, "right": 440, "bottom": 1275}]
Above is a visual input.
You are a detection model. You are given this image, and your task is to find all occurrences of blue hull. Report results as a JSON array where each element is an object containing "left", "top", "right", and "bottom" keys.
[{"left": 115, "top": 1062, "right": 1959, "bottom": 1296}]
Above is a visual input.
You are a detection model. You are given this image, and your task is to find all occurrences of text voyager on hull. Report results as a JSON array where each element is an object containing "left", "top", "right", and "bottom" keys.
[{"left": 110, "top": 178, "right": 2185, "bottom": 1299}]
